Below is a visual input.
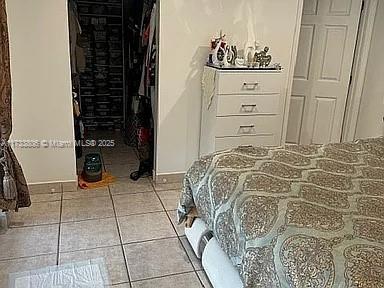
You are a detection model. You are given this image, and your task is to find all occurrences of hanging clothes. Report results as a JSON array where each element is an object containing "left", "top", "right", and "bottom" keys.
[
  {"left": 73, "top": 92, "right": 83, "bottom": 158},
  {"left": 0, "top": 0, "right": 30, "bottom": 211},
  {"left": 131, "top": 2, "right": 157, "bottom": 181},
  {"left": 68, "top": 0, "right": 86, "bottom": 74},
  {"left": 138, "top": 3, "right": 156, "bottom": 97}
]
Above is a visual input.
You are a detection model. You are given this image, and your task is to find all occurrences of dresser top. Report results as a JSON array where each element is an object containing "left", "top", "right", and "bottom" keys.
[{"left": 206, "top": 64, "right": 282, "bottom": 73}]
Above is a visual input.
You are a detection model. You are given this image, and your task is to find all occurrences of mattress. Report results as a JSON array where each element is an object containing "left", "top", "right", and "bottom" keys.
[{"left": 177, "top": 137, "right": 384, "bottom": 287}]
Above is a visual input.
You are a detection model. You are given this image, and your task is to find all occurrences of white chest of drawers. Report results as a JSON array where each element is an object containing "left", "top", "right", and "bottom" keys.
[{"left": 200, "top": 67, "right": 285, "bottom": 157}]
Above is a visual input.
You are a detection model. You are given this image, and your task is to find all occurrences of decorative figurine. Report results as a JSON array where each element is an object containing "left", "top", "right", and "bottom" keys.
[
  {"left": 211, "top": 39, "right": 224, "bottom": 65},
  {"left": 223, "top": 45, "right": 230, "bottom": 67},
  {"left": 210, "top": 30, "right": 227, "bottom": 66},
  {"left": 230, "top": 46, "right": 238, "bottom": 65},
  {"left": 244, "top": 45, "right": 255, "bottom": 67},
  {"left": 252, "top": 42, "right": 262, "bottom": 68},
  {"left": 207, "top": 32, "right": 278, "bottom": 69},
  {"left": 255, "top": 46, "right": 272, "bottom": 67},
  {"left": 254, "top": 51, "right": 262, "bottom": 65},
  {"left": 235, "top": 57, "right": 245, "bottom": 67},
  {"left": 224, "top": 45, "right": 236, "bottom": 67},
  {"left": 273, "top": 63, "right": 282, "bottom": 70}
]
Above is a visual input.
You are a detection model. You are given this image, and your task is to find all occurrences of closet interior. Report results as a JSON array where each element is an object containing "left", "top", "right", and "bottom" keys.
[{"left": 68, "top": 0, "right": 157, "bottom": 180}]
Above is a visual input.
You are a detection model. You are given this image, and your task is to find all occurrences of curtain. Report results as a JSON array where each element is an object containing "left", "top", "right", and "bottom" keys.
[{"left": 0, "top": 0, "right": 30, "bottom": 211}]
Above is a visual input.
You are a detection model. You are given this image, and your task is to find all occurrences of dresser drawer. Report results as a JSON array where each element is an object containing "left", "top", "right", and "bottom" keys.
[
  {"left": 217, "top": 94, "right": 280, "bottom": 116},
  {"left": 215, "top": 115, "right": 279, "bottom": 137},
  {"left": 215, "top": 135, "right": 278, "bottom": 151},
  {"left": 217, "top": 72, "right": 281, "bottom": 95}
]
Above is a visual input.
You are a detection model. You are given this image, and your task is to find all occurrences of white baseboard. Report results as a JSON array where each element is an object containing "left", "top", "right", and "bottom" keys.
[
  {"left": 28, "top": 180, "right": 78, "bottom": 194},
  {"left": 154, "top": 172, "right": 185, "bottom": 184}
]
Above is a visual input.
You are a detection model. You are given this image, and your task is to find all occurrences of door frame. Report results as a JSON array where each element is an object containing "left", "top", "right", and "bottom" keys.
[
  {"left": 288, "top": 0, "right": 378, "bottom": 144},
  {"left": 153, "top": 0, "right": 160, "bottom": 180},
  {"left": 281, "top": 0, "right": 305, "bottom": 144},
  {"left": 342, "top": 0, "right": 378, "bottom": 141}
]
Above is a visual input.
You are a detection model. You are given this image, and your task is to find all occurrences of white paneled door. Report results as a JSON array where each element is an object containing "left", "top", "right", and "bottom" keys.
[{"left": 287, "top": 0, "right": 363, "bottom": 144}]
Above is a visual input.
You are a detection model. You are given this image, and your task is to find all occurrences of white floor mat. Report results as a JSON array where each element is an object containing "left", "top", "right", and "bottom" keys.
[{"left": 8, "top": 258, "right": 110, "bottom": 288}]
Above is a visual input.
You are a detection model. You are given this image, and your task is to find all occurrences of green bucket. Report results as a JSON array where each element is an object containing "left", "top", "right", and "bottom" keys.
[{"left": 82, "top": 153, "right": 103, "bottom": 182}]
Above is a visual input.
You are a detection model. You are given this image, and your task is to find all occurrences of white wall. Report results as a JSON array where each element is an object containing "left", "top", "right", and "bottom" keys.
[
  {"left": 6, "top": 0, "right": 77, "bottom": 184},
  {"left": 156, "top": 0, "right": 302, "bottom": 175},
  {"left": 355, "top": 1, "right": 384, "bottom": 139}
]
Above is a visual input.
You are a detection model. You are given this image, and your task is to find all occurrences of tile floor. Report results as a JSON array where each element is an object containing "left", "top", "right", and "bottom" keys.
[{"left": 0, "top": 132, "right": 212, "bottom": 288}]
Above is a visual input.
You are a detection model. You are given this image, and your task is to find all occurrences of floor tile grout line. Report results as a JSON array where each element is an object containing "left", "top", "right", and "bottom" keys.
[
  {"left": 153, "top": 188, "right": 182, "bottom": 193},
  {"left": 110, "top": 189, "right": 156, "bottom": 196},
  {"left": 62, "top": 195, "right": 112, "bottom": 200},
  {"left": 122, "top": 236, "right": 179, "bottom": 246},
  {"left": 0, "top": 252, "right": 58, "bottom": 263},
  {"left": 59, "top": 242, "right": 125, "bottom": 255},
  {"left": 165, "top": 209, "right": 185, "bottom": 238},
  {"left": 101, "top": 146, "right": 107, "bottom": 172},
  {"left": 60, "top": 215, "right": 115, "bottom": 224},
  {"left": 108, "top": 183, "right": 132, "bottom": 285},
  {"left": 39, "top": 201, "right": 167, "bottom": 227},
  {"left": 29, "top": 198, "right": 61, "bottom": 202},
  {"left": 59, "top": 244, "right": 123, "bottom": 255},
  {"left": 115, "top": 209, "right": 166, "bottom": 218},
  {"left": 116, "top": 209, "right": 170, "bottom": 219},
  {"left": 110, "top": 191, "right": 155, "bottom": 197},
  {"left": 150, "top": 181, "right": 206, "bottom": 287},
  {"left": 110, "top": 281, "right": 130, "bottom": 287},
  {"left": 29, "top": 192, "right": 62, "bottom": 195},
  {"left": 29, "top": 201, "right": 61, "bottom": 204},
  {"left": 56, "top": 188, "right": 64, "bottom": 265},
  {"left": 60, "top": 216, "right": 117, "bottom": 225},
  {"left": 8, "top": 221, "right": 61, "bottom": 229},
  {"left": 59, "top": 209, "right": 166, "bottom": 225},
  {"left": 57, "top": 236, "right": 181, "bottom": 256},
  {"left": 130, "top": 270, "right": 200, "bottom": 284},
  {"left": 196, "top": 270, "right": 211, "bottom": 288}
]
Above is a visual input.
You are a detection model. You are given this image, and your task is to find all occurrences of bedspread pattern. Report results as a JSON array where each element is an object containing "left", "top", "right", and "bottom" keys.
[{"left": 178, "top": 138, "right": 384, "bottom": 287}]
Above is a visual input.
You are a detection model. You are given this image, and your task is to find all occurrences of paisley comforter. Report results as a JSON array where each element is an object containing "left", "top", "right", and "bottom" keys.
[{"left": 177, "top": 137, "right": 384, "bottom": 287}]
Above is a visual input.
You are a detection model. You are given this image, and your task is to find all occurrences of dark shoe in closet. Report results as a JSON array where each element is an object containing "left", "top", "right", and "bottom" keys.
[{"left": 130, "top": 160, "right": 152, "bottom": 181}]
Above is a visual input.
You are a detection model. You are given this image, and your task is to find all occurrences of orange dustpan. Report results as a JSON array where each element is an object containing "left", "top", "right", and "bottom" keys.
[{"left": 78, "top": 172, "right": 116, "bottom": 189}]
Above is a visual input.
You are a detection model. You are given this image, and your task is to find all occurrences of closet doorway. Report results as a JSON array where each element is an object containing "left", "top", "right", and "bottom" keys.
[
  {"left": 286, "top": 0, "right": 365, "bottom": 145},
  {"left": 68, "top": 0, "right": 158, "bottom": 181}
]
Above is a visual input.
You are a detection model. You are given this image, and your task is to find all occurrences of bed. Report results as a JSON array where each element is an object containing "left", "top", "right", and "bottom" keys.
[{"left": 177, "top": 137, "right": 384, "bottom": 288}]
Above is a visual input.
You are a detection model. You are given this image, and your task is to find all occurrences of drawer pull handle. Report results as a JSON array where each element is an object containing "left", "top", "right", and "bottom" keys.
[
  {"left": 239, "top": 124, "right": 255, "bottom": 128},
  {"left": 243, "top": 82, "right": 259, "bottom": 90},
  {"left": 241, "top": 104, "right": 257, "bottom": 113},
  {"left": 239, "top": 124, "right": 255, "bottom": 134}
]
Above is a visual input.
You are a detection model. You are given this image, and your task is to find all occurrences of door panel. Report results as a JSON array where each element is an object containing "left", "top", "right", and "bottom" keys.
[
  {"left": 329, "top": 0, "right": 352, "bottom": 15},
  {"left": 320, "top": 25, "right": 348, "bottom": 81},
  {"left": 295, "top": 25, "right": 315, "bottom": 80},
  {"left": 312, "top": 97, "right": 337, "bottom": 143},
  {"left": 288, "top": 0, "right": 362, "bottom": 144},
  {"left": 286, "top": 95, "right": 306, "bottom": 143},
  {"left": 303, "top": 0, "right": 319, "bottom": 15}
]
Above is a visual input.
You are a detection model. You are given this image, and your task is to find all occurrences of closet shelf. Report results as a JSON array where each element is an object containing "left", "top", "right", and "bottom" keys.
[
  {"left": 78, "top": 0, "right": 125, "bottom": 131},
  {"left": 79, "top": 13, "right": 121, "bottom": 18},
  {"left": 94, "top": 40, "right": 122, "bottom": 43},
  {"left": 78, "top": 1, "right": 121, "bottom": 7},
  {"left": 84, "top": 116, "right": 123, "bottom": 119},
  {"left": 94, "top": 64, "right": 123, "bottom": 68},
  {"left": 82, "top": 95, "right": 123, "bottom": 98}
]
